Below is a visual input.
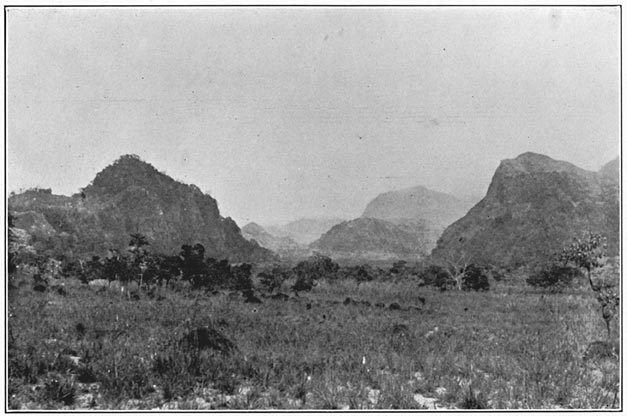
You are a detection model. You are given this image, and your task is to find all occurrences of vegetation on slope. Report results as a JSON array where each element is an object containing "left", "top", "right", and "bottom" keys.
[
  {"left": 8, "top": 155, "right": 274, "bottom": 262},
  {"left": 431, "top": 153, "right": 619, "bottom": 268}
]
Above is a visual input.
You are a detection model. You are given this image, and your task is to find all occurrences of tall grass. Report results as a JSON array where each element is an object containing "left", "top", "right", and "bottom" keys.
[{"left": 7, "top": 273, "right": 619, "bottom": 409}]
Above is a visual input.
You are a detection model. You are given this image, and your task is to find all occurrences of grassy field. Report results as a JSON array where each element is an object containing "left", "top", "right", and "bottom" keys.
[{"left": 7, "top": 272, "right": 620, "bottom": 410}]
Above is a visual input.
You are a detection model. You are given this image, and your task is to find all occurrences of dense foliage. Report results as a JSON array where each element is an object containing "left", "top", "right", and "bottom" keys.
[
  {"left": 461, "top": 264, "right": 490, "bottom": 292},
  {"left": 12, "top": 233, "right": 254, "bottom": 294},
  {"left": 526, "top": 263, "right": 580, "bottom": 292}
]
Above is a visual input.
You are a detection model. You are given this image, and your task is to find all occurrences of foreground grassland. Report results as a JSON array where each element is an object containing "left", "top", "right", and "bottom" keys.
[{"left": 7, "top": 275, "right": 620, "bottom": 410}]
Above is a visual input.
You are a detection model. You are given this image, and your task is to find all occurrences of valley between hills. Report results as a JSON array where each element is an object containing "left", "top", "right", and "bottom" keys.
[{"left": 8, "top": 151, "right": 620, "bottom": 410}]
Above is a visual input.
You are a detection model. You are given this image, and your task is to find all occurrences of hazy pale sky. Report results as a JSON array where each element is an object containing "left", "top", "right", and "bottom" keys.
[{"left": 6, "top": 6, "right": 620, "bottom": 225}]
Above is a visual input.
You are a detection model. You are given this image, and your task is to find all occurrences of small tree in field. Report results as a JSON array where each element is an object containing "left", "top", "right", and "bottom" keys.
[
  {"left": 559, "top": 232, "right": 619, "bottom": 338},
  {"left": 559, "top": 233, "right": 606, "bottom": 290},
  {"left": 128, "top": 233, "right": 150, "bottom": 287},
  {"left": 291, "top": 254, "right": 338, "bottom": 296},
  {"left": 441, "top": 251, "right": 472, "bottom": 291}
]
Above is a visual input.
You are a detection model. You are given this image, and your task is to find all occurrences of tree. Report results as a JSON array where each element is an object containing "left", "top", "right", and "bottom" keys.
[
  {"left": 291, "top": 274, "right": 316, "bottom": 296},
  {"left": 205, "top": 258, "right": 231, "bottom": 289},
  {"left": 420, "top": 264, "right": 452, "bottom": 290},
  {"left": 180, "top": 244, "right": 208, "bottom": 288},
  {"left": 442, "top": 251, "right": 472, "bottom": 291},
  {"left": 85, "top": 256, "right": 105, "bottom": 281},
  {"left": 128, "top": 233, "right": 150, "bottom": 287},
  {"left": 230, "top": 263, "right": 253, "bottom": 291},
  {"left": 390, "top": 260, "right": 407, "bottom": 275},
  {"left": 559, "top": 233, "right": 606, "bottom": 290},
  {"left": 339, "top": 264, "right": 375, "bottom": 283},
  {"left": 353, "top": 264, "right": 376, "bottom": 284},
  {"left": 293, "top": 254, "right": 339, "bottom": 280},
  {"left": 149, "top": 254, "right": 182, "bottom": 288},
  {"left": 103, "top": 251, "right": 132, "bottom": 284},
  {"left": 128, "top": 233, "right": 149, "bottom": 252},
  {"left": 259, "top": 264, "right": 291, "bottom": 293},
  {"left": 291, "top": 254, "right": 338, "bottom": 296},
  {"left": 560, "top": 232, "right": 619, "bottom": 337}
]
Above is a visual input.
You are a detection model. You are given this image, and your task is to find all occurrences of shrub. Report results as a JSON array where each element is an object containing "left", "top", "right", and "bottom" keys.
[
  {"left": 291, "top": 274, "right": 316, "bottom": 295},
  {"left": 458, "top": 386, "right": 488, "bottom": 409},
  {"left": 291, "top": 254, "right": 339, "bottom": 294},
  {"left": 293, "top": 254, "right": 339, "bottom": 281},
  {"left": 338, "top": 264, "right": 376, "bottom": 283},
  {"left": 102, "top": 254, "right": 133, "bottom": 284},
  {"left": 205, "top": 258, "right": 232, "bottom": 289},
  {"left": 527, "top": 263, "right": 579, "bottom": 292},
  {"left": 390, "top": 260, "right": 407, "bottom": 275},
  {"left": 462, "top": 264, "right": 490, "bottom": 291},
  {"left": 420, "top": 264, "right": 453, "bottom": 290},
  {"left": 180, "top": 244, "right": 209, "bottom": 288},
  {"left": 229, "top": 263, "right": 253, "bottom": 291},
  {"left": 258, "top": 264, "right": 291, "bottom": 293}
]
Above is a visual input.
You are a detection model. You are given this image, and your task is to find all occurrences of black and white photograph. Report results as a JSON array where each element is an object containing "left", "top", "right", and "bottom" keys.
[{"left": 5, "top": 5, "right": 621, "bottom": 410}]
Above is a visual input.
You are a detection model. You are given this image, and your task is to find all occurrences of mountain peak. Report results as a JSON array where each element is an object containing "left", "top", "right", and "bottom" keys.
[
  {"left": 9, "top": 155, "right": 275, "bottom": 262},
  {"left": 499, "top": 152, "right": 585, "bottom": 176},
  {"left": 242, "top": 222, "right": 265, "bottom": 234},
  {"left": 432, "top": 153, "right": 619, "bottom": 267},
  {"left": 107, "top": 154, "right": 159, "bottom": 174},
  {"left": 599, "top": 157, "right": 620, "bottom": 179},
  {"left": 83, "top": 154, "right": 180, "bottom": 198},
  {"left": 361, "top": 184, "right": 473, "bottom": 228},
  {"left": 310, "top": 217, "right": 433, "bottom": 261}
]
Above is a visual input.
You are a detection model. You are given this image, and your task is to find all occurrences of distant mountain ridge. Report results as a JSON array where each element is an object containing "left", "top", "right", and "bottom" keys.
[
  {"left": 310, "top": 217, "right": 433, "bottom": 261},
  {"left": 361, "top": 185, "right": 477, "bottom": 228},
  {"left": 8, "top": 155, "right": 275, "bottom": 262},
  {"left": 265, "top": 217, "right": 345, "bottom": 245},
  {"left": 241, "top": 222, "right": 310, "bottom": 260},
  {"left": 431, "top": 152, "right": 620, "bottom": 268}
]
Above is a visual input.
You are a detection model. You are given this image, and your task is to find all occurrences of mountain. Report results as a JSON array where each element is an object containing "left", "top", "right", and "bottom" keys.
[
  {"left": 362, "top": 185, "right": 477, "bottom": 229},
  {"left": 265, "top": 217, "right": 345, "bottom": 245},
  {"left": 8, "top": 155, "right": 275, "bottom": 262},
  {"left": 599, "top": 157, "right": 620, "bottom": 179},
  {"left": 430, "top": 152, "right": 620, "bottom": 268},
  {"left": 309, "top": 217, "right": 432, "bottom": 261},
  {"left": 360, "top": 185, "right": 478, "bottom": 253},
  {"left": 241, "top": 222, "right": 309, "bottom": 259}
]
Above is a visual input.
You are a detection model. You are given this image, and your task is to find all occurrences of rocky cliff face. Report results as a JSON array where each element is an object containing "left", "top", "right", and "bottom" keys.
[
  {"left": 8, "top": 155, "right": 275, "bottom": 262},
  {"left": 430, "top": 153, "right": 620, "bottom": 268}
]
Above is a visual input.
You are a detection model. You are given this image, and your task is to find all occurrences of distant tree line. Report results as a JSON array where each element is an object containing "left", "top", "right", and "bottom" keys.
[
  {"left": 11, "top": 232, "right": 255, "bottom": 293},
  {"left": 256, "top": 255, "right": 492, "bottom": 294}
]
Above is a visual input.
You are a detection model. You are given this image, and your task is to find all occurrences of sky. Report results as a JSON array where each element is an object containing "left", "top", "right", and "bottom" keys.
[{"left": 6, "top": 6, "right": 621, "bottom": 226}]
